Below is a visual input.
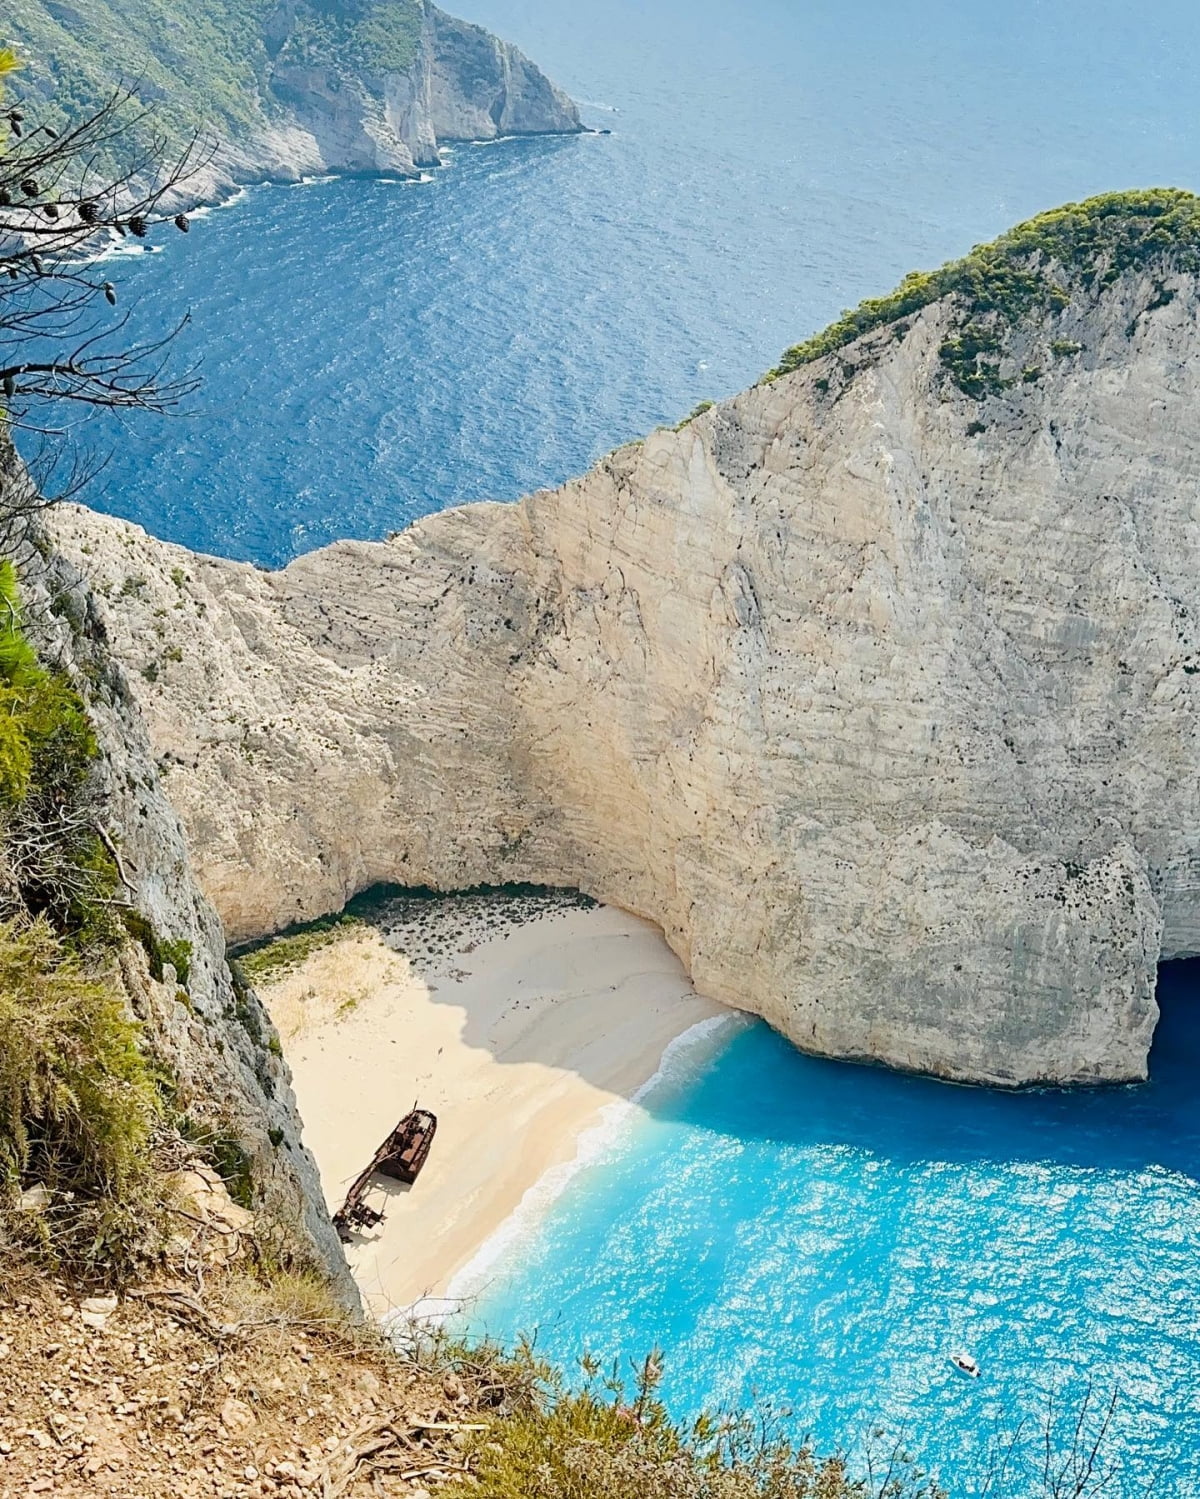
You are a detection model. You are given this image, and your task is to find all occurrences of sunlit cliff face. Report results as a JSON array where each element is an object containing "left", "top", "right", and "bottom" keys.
[{"left": 44, "top": 242, "right": 1200, "bottom": 1088}]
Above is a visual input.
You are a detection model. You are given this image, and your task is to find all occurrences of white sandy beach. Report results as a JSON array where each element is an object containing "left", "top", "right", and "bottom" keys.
[{"left": 256, "top": 899, "right": 727, "bottom": 1317}]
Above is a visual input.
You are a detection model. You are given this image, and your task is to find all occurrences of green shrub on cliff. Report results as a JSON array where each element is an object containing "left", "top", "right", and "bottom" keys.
[
  {"left": 2, "top": 0, "right": 424, "bottom": 154},
  {"left": 444, "top": 1348, "right": 942, "bottom": 1499},
  {"left": 0, "top": 563, "right": 166, "bottom": 1274},
  {"left": 0, "top": 915, "right": 162, "bottom": 1272},
  {"left": 276, "top": 0, "right": 423, "bottom": 76},
  {"left": 0, "top": 562, "right": 96, "bottom": 809},
  {"left": 767, "top": 188, "right": 1200, "bottom": 393},
  {"left": 0, "top": 562, "right": 122, "bottom": 945},
  {"left": 2, "top": 0, "right": 270, "bottom": 144}
]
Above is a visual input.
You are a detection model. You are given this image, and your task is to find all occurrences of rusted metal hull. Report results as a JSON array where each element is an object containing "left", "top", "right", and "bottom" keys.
[
  {"left": 376, "top": 1109, "right": 437, "bottom": 1185},
  {"left": 333, "top": 1107, "right": 438, "bottom": 1241}
]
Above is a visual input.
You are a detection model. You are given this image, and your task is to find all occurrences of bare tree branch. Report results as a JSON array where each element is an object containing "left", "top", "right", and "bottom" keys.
[{"left": 0, "top": 78, "right": 210, "bottom": 453}]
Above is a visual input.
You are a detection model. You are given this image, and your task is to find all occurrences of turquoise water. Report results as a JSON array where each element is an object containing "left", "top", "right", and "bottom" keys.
[
  {"left": 466, "top": 965, "right": 1200, "bottom": 1490},
  {"left": 66, "top": 0, "right": 1200, "bottom": 565},
  {"left": 46, "top": 0, "right": 1200, "bottom": 1482}
]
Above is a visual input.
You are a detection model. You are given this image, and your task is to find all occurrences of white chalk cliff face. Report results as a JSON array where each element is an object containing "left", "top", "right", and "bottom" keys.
[
  {"left": 50, "top": 263, "right": 1200, "bottom": 1088},
  {"left": 245, "top": 2, "right": 581, "bottom": 187}
]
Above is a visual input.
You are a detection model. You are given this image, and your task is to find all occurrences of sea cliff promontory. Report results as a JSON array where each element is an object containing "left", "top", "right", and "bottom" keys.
[
  {"left": 2, "top": 0, "right": 581, "bottom": 200},
  {"left": 46, "top": 191, "right": 1200, "bottom": 1089}
]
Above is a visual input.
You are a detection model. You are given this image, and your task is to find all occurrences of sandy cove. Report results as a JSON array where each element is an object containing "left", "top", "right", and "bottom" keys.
[{"left": 254, "top": 898, "right": 727, "bottom": 1318}]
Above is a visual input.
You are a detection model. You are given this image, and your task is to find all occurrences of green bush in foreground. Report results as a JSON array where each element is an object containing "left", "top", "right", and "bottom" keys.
[
  {"left": 767, "top": 188, "right": 1200, "bottom": 393},
  {"left": 0, "top": 562, "right": 174, "bottom": 1272},
  {"left": 0, "top": 561, "right": 122, "bottom": 944},
  {"left": 0, "top": 560, "right": 96, "bottom": 809},
  {"left": 0, "top": 915, "right": 163, "bottom": 1271},
  {"left": 443, "top": 1349, "right": 942, "bottom": 1499}
]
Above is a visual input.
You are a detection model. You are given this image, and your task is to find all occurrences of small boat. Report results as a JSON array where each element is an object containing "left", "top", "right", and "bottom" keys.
[
  {"left": 333, "top": 1106, "right": 438, "bottom": 1241},
  {"left": 949, "top": 1352, "right": 980, "bottom": 1378}
]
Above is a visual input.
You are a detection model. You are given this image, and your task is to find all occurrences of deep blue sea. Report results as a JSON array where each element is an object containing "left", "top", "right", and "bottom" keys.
[
  {"left": 61, "top": 0, "right": 1200, "bottom": 1486},
  {"left": 70, "top": 0, "right": 1200, "bottom": 566}
]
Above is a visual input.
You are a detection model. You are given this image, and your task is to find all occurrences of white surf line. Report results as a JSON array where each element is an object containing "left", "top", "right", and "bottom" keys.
[
  {"left": 90, "top": 241, "right": 164, "bottom": 262},
  {"left": 186, "top": 186, "right": 251, "bottom": 221},
  {"left": 385, "top": 1010, "right": 744, "bottom": 1338}
]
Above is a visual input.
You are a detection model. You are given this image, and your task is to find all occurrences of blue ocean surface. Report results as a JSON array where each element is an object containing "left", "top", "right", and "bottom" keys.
[
  {"left": 64, "top": 0, "right": 1200, "bottom": 565},
  {"left": 46, "top": 0, "right": 1200, "bottom": 1483},
  {"left": 465, "top": 963, "right": 1200, "bottom": 1491}
]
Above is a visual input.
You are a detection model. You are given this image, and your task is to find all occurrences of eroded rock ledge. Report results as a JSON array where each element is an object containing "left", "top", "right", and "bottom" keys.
[{"left": 48, "top": 221, "right": 1200, "bottom": 1089}]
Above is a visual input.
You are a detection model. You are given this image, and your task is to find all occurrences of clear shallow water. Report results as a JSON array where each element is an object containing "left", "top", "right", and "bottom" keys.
[
  {"left": 465, "top": 963, "right": 1200, "bottom": 1491},
  {"left": 53, "top": 0, "right": 1200, "bottom": 1481},
  {"left": 65, "top": 0, "right": 1200, "bottom": 564}
]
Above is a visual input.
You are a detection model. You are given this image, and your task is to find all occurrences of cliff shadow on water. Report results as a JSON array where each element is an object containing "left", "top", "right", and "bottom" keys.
[
  {"left": 238, "top": 883, "right": 1200, "bottom": 1184},
  {"left": 636, "top": 958, "right": 1200, "bottom": 1180}
]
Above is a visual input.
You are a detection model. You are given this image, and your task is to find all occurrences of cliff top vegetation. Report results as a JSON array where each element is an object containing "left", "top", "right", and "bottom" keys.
[
  {"left": 768, "top": 188, "right": 1200, "bottom": 389},
  {"left": 1, "top": 0, "right": 425, "bottom": 150}
]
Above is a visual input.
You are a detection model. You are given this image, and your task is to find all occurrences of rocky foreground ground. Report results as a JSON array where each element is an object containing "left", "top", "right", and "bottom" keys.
[
  {"left": 0, "top": 1171, "right": 490, "bottom": 1499},
  {"left": 0, "top": 1270, "right": 489, "bottom": 1499}
]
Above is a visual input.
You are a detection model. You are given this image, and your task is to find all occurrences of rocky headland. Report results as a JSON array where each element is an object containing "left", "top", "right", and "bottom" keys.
[
  {"left": 2, "top": 0, "right": 582, "bottom": 203},
  {"left": 254, "top": 1, "right": 582, "bottom": 185},
  {"left": 41, "top": 191, "right": 1200, "bottom": 1092}
]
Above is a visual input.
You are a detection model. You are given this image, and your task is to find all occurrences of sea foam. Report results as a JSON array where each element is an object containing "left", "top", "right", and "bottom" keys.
[{"left": 382, "top": 1012, "right": 741, "bottom": 1338}]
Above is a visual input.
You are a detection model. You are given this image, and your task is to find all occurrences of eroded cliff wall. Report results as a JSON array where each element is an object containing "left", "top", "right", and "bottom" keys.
[
  {"left": 4, "top": 456, "right": 355, "bottom": 1298},
  {"left": 262, "top": 2, "right": 581, "bottom": 184},
  {"left": 48, "top": 262, "right": 1200, "bottom": 1088}
]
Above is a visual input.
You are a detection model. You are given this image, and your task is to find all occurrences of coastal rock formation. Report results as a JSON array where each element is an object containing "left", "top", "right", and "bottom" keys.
[
  {"left": 47, "top": 212, "right": 1200, "bottom": 1089},
  {"left": 260, "top": 2, "right": 582, "bottom": 183},
  {"left": 3, "top": 0, "right": 581, "bottom": 203},
  {"left": 5, "top": 451, "right": 354, "bottom": 1296}
]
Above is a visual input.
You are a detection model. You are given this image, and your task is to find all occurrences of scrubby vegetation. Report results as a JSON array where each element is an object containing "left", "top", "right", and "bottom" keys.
[
  {"left": 124, "top": 906, "right": 192, "bottom": 985},
  {"left": 2, "top": 0, "right": 424, "bottom": 156},
  {"left": 233, "top": 908, "right": 364, "bottom": 983},
  {"left": 0, "top": 916, "right": 164, "bottom": 1273},
  {"left": 675, "top": 398, "right": 715, "bottom": 430},
  {"left": 0, "top": 566, "right": 173, "bottom": 1273},
  {"left": 0, "top": 561, "right": 93, "bottom": 807},
  {"left": 0, "top": 561, "right": 121, "bottom": 944},
  {"left": 5, "top": 0, "right": 268, "bottom": 143},
  {"left": 768, "top": 189, "right": 1200, "bottom": 396},
  {"left": 442, "top": 1348, "right": 941, "bottom": 1499},
  {"left": 276, "top": 0, "right": 423, "bottom": 76}
]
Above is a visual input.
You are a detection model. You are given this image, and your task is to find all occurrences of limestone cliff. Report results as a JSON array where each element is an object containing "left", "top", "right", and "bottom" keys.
[
  {"left": 3, "top": 0, "right": 581, "bottom": 205},
  {"left": 46, "top": 198, "right": 1200, "bottom": 1089},
  {"left": 3, "top": 452, "right": 354, "bottom": 1298},
  {"left": 256, "top": 1, "right": 582, "bottom": 184}
]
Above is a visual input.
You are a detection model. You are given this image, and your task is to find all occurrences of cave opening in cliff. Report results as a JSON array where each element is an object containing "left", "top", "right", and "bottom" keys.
[
  {"left": 1148, "top": 958, "right": 1200, "bottom": 1083},
  {"left": 228, "top": 880, "right": 601, "bottom": 978}
]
